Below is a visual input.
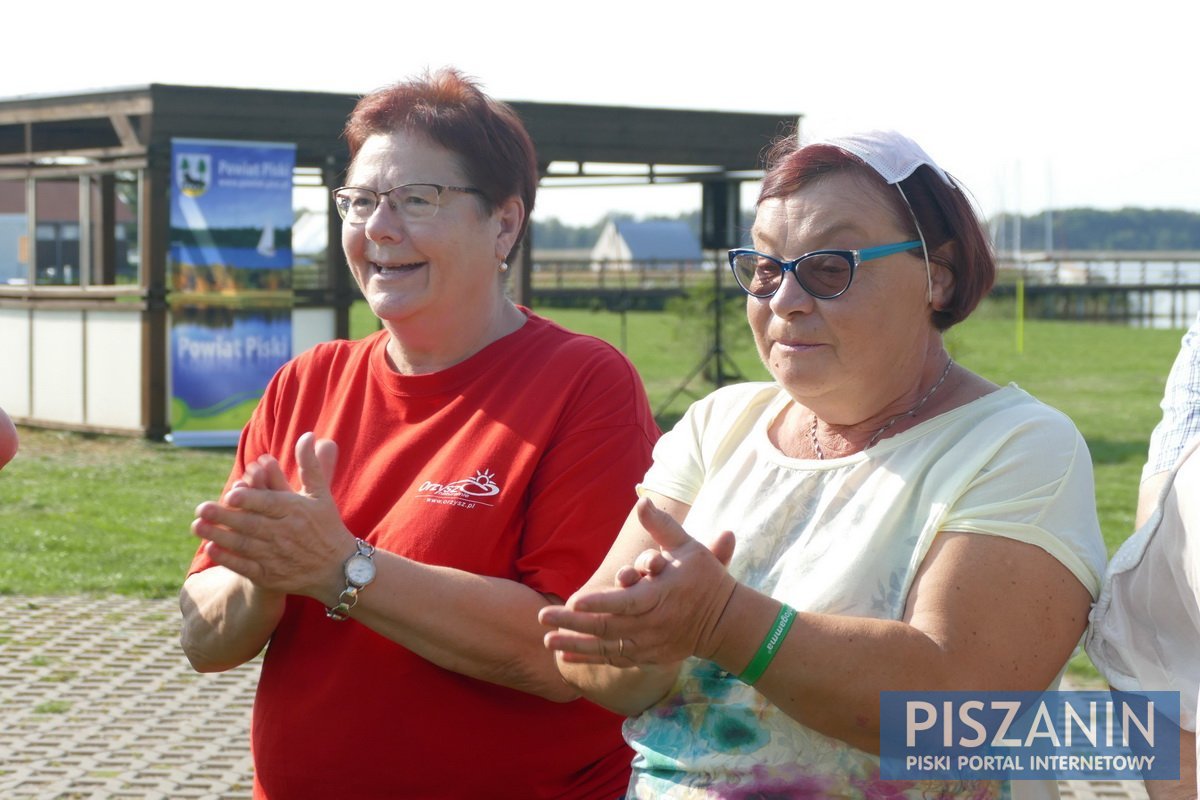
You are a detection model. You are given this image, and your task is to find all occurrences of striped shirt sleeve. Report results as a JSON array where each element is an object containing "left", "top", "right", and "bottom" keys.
[{"left": 1144, "top": 311, "right": 1200, "bottom": 478}]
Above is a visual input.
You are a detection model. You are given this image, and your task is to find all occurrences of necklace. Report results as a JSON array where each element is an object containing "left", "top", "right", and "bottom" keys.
[{"left": 810, "top": 356, "right": 954, "bottom": 460}]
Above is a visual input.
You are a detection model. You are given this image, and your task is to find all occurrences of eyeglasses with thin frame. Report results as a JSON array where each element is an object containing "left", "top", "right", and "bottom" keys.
[
  {"left": 727, "top": 240, "right": 923, "bottom": 300},
  {"left": 332, "top": 183, "right": 484, "bottom": 223}
]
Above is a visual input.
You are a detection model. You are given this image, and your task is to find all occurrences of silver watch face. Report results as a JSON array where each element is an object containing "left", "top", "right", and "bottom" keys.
[{"left": 345, "top": 553, "right": 376, "bottom": 587}]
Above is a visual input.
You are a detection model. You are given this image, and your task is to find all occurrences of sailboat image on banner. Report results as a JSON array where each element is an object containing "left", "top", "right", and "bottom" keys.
[{"left": 257, "top": 221, "right": 276, "bottom": 258}]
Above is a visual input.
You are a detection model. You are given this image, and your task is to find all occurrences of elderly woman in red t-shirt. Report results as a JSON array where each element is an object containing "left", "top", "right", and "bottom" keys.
[{"left": 179, "top": 69, "right": 658, "bottom": 799}]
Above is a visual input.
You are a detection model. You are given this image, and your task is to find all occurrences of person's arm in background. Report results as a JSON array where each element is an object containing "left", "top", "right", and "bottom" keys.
[
  {"left": 1142, "top": 447, "right": 1200, "bottom": 800},
  {"left": 1143, "top": 728, "right": 1196, "bottom": 800},
  {"left": 1132, "top": 315, "right": 1200, "bottom": 795},
  {"left": 0, "top": 405, "right": 17, "bottom": 471},
  {"left": 1137, "top": 472, "right": 1172, "bottom": 529},
  {"left": 1138, "top": 313, "right": 1200, "bottom": 528}
]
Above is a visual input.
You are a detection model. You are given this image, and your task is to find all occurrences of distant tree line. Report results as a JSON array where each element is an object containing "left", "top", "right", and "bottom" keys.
[
  {"left": 534, "top": 207, "right": 1200, "bottom": 253},
  {"left": 530, "top": 216, "right": 616, "bottom": 250},
  {"left": 991, "top": 208, "right": 1200, "bottom": 252}
]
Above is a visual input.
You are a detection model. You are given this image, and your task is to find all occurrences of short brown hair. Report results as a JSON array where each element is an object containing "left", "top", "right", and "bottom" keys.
[{"left": 343, "top": 68, "right": 539, "bottom": 259}]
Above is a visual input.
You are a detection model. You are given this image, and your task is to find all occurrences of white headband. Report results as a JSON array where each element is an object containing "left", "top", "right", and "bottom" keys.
[
  {"left": 811, "top": 130, "right": 954, "bottom": 188},
  {"left": 808, "top": 129, "right": 951, "bottom": 303}
]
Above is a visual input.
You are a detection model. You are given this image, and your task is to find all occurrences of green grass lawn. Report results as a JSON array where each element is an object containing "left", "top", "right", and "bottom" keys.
[
  {"left": 0, "top": 297, "right": 1186, "bottom": 684},
  {"left": 0, "top": 431, "right": 234, "bottom": 596},
  {"left": 539, "top": 301, "right": 771, "bottom": 425}
]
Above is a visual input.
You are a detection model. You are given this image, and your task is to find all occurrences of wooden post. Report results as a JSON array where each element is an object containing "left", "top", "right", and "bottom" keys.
[
  {"left": 512, "top": 229, "right": 533, "bottom": 308},
  {"left": 93, "top": 173, "right": 117, "bottom": 285},
  {"left": 141, "top": 154, "right": 169, "bottom": 439},
  {"left": 324, "top": 164, "right": 353, "bottom": 340}
]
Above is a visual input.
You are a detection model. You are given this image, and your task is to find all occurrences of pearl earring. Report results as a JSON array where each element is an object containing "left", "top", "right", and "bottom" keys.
[{"left": 498, "top": 262, "right": 509, "bottom": 273}]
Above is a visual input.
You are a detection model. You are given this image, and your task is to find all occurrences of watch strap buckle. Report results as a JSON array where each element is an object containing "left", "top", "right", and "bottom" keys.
[{"left": 325, "top": 586, "right": 360, "bottom": 621}]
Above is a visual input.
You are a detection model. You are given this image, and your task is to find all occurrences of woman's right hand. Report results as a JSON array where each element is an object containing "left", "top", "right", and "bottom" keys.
[
  {"left": 191, "top": 433, "right": 354, "bottom": 603},
  {"left": 541, "top": 498, "right": 737, "bottom": 669},
  {"left": 535, "top": 497, "right": 734, "bottom": 714},
  {"left": 181, "top": 433, "right": 343, "bottom": 673}
]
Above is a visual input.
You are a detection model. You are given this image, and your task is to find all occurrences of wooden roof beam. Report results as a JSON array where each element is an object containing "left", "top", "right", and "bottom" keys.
[
  {"left": 0, "top": 144, "right": 145, "bottom": 164},
  {"left": 109, "top": 113, "right": 141, "bottom": 149},
  {"left": 0, "top": 96, "right": 152, "bottom": 126}
]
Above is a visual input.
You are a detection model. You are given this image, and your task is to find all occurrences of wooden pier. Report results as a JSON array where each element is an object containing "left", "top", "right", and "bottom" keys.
[{"left": 996, "top": 251, "right": 1200, "bottom": 327}]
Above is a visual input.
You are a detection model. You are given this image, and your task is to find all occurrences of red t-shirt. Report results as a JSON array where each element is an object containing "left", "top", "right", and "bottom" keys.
[{"left": 189, "top": 311, "right": 659, "bottom": 799}]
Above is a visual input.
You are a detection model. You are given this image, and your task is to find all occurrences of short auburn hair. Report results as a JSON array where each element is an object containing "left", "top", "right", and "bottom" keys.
[
  {"left": 343, "top": 68, "right": 539, "bottom": 259},
  {"left": 758, "top": 135, "right": 995, "bottom": 330}
]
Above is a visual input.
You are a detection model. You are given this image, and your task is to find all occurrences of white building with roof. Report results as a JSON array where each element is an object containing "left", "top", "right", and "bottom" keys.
[{"left": 589, "top": 219, "right": 704, "bottom": 272}]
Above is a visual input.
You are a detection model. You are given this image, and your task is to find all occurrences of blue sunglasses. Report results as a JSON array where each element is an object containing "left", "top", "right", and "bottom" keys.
[{"left": 728, "top": 240, "right": 923, "bottom": 299}]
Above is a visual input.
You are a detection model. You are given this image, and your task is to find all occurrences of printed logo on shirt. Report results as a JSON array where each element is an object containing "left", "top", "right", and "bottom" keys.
[{"left": 416, "top": 469, "right": 501, "bottom": 509}]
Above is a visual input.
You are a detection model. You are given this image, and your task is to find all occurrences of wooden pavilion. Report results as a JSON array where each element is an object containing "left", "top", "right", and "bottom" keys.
[{"left": 0, "top": 83, "right": 795, "bottom": 438}]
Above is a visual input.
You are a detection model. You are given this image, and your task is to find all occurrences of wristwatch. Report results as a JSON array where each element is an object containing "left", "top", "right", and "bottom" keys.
[{"left": 326, "top": 538, "right": 376, "bottom": 621}]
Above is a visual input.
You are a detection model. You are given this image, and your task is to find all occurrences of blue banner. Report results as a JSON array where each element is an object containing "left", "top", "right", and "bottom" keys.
[
  {"left": 168, "top": 138, "right": 295, "bottom": 447},
  {"left": 171, "top": 306, "right": 290, "bottom": 411},
  {"left": 879, "top": 690, "right": 1180, "bottom": 781}
]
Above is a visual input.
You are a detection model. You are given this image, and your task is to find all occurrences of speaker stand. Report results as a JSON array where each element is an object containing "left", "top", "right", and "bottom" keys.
[{"left": 655, "top": 252, "right": 744, "bottom": 420}]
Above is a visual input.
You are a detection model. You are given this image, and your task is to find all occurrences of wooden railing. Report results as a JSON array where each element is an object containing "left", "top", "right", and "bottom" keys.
[
  {"left": 529, "top": 253, "right": 1200, "bottom": 326},
  {"left": 995, "top": 252, "right": 1200, "bottom": 287}
]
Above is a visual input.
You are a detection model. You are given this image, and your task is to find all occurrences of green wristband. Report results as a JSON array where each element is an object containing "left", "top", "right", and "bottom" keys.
[{"left": 738, "top": 604, "right": 797, "bottom": 685}]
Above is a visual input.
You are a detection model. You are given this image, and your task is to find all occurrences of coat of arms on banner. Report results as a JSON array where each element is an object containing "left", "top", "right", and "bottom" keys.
[{"left": 176, "top": 153, "right": 212, "bottom": 197}]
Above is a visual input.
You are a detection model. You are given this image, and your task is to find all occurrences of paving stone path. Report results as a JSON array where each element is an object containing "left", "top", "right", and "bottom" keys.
[
  {"left": 0, "top": 595, "right": 1150, "bottom": 799},
  {"left": 0, "top": 595, "right": 258, "bottom": 799}
]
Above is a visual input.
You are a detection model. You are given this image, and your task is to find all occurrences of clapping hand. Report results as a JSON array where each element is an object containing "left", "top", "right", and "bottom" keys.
[
  {"left": 191, "top": 432, "right": 353, "bottom": 601},
  {"left": 540, "top": 498, "right": 737, "bottom": 668}
]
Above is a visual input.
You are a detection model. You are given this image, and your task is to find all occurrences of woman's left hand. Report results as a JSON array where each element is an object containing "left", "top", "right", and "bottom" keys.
[
  {"left": 191, "top": 432, "right": 355, "bottom": 602},
  {"left": 541, "top": 497, "right": 737, "bottom": 667}
]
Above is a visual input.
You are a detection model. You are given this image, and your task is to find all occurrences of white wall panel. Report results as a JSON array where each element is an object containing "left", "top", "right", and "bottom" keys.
[
  {"left": 31, "top": 310, "right": 85, "bottom": 424},
  {"left": 85, "top": 311, "right": 143, "bottom": 430},
  {"left": 0, "top": 308, "right": 31, "bottom": 417}
]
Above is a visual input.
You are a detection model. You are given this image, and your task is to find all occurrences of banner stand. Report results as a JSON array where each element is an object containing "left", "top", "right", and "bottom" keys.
[{"left": 167, "top": 138, "right": 296, "bottom": 447}]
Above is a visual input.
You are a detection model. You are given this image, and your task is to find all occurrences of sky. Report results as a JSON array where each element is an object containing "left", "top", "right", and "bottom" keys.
[{"left": 4, "top": 0, "right": 1196, "bottom": 228}]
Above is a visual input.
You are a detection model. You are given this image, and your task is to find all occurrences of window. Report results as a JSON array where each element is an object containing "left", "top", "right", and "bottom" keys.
[
  {"left": 22, "top": 172, "right": 141, "bottom": 287},
  {"left": 0, "top": 179, "right": 29, "bottom": 284},
  {"left": 85, "top": 172, "right": 140, "bottom": 285}
]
